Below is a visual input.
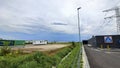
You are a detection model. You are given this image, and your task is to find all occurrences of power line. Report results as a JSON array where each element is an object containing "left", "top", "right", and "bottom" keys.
[
  {"left": 94, "top": 13, "right": 109, "bottom": 34},
  {"left": 94, "top": 0, "right": 120, "bottom": 35},
  {"left": 96, "top": 18, "right": 114, "bottom": 35}
]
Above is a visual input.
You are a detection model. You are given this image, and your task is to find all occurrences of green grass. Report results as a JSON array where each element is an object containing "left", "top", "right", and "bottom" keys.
[
  {"left": 0, "top": 42, "right": 77, "bottom": 68},
  {"left": 57, "top": 43, "right": 81, "bottom": 68}
]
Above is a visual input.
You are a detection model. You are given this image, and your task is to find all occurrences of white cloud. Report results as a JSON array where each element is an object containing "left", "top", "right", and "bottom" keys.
[
  {"left": 0, "top": 0, "right": 120, "bottom": 39},
  {"left": 79, "top": 0, "right": 120, "bottom": 37}
]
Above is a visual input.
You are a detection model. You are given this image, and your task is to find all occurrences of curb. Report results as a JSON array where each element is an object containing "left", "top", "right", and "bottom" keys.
[{"left": 82, "top": 45, "right": 90, "bottom": 68}]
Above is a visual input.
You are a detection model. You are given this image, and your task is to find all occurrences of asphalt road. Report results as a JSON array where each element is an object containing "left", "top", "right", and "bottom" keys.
[{"left": 84, "top": 45, "right": 120, "bottom": 68}]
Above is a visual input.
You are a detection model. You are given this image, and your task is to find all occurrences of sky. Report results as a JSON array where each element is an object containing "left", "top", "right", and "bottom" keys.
[{"left": 0, "top": 0, "right": 120, "bottom": 42}]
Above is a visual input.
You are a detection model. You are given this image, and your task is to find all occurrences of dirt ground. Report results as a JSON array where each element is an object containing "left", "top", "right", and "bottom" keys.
[{"left": 12, "top": 44, "right": 70, "bottom": 53}]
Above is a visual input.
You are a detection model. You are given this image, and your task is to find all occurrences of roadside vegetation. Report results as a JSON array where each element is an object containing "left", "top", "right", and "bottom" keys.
[
  {"left": 57, "top": 42, "right": 82, "bottom": 68},
  {"left": 0, "top": 42, "right": 82, "bottom": 68}
]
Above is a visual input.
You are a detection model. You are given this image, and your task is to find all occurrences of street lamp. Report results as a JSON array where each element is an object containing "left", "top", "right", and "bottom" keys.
[
  {"left": 76, "top": 7, "right": 82, "bottom": 68},
  {"left": 77, "top": 7, "right": 81, "bottom": 44}
]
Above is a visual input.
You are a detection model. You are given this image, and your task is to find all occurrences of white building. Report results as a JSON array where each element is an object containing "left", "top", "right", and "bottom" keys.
[{"left": 32, "top": 40, "right": 48, "bottom": 45}]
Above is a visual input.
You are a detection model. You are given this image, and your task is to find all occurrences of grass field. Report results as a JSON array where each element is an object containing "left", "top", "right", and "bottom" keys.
[{"left": 0, "top": 42, "right": 82, "bottom": 68}]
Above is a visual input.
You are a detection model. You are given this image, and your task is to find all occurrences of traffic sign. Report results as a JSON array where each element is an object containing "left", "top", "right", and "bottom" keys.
[{"left": 104, "top": 36, "right": 113, "bottom": 43}]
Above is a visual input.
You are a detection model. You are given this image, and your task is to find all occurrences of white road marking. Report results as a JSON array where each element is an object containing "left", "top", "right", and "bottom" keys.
[
  {"left": 105, "top": 52, "right": 112, "bottom": 54},
  {"left": 91, "top": 48, "right": 101, "bottom": 52}
]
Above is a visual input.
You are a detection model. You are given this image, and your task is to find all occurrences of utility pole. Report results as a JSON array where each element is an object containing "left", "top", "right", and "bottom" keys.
[{"left": 103, "top": 7, "right": 120, "bottom": 34}]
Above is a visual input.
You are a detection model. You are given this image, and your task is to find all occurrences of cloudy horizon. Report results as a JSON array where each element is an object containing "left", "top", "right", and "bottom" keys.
[{"left": 0, "top": 0, "right": 120, "bottom": 41}]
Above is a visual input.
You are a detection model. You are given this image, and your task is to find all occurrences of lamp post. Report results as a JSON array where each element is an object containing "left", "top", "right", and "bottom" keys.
[
  {"left": 77, "top": 7, "right": 82, "bottom": 68},
  {"left": 77, "top": 7, "right": 81, "bottom": 44}
]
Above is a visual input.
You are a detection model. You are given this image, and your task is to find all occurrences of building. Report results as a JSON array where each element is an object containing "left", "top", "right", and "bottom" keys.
[
  {"left": 88, "top": 35, "right": 120, "bottom": 48},
  {"left": 14, "top": 40, "right": 25, "bottom": 45},
  {"left": 25, "top": 40, "right": 33, "bottom": 44},
  {"left": 0, "top": 40, "right": 25, "bottom": 46},
  {"left": 82, "top": 40, "right": 88, "bottom": 45},
  {"left": 32, "top": 40, "right": 48, "bottom": 45}
]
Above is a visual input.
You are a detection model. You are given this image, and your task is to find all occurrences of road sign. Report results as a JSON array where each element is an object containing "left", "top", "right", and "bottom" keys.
[{"left": 104, "top": 36, "right": 113, "bottom": 43}]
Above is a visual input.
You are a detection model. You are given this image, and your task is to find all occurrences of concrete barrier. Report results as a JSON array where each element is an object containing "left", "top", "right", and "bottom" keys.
[{"left": 82, "top": 45, "right": 90, "bottom": 68}]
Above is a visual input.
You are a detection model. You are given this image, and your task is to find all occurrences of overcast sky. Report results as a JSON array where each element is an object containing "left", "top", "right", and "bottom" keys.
[{"left": 0, "top": 0, "right": 120, "bottom": 41}]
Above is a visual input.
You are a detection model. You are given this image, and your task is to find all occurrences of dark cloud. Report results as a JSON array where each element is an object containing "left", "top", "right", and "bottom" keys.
[{"left": 52, "top": 22, "right": 68, "bottom": 25}]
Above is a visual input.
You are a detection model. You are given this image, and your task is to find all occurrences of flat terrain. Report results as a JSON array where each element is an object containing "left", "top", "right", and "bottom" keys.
[
  {"left": 84, "top": 45, "right": 120, "bottom": 68},
  {"left": 12, "top": 44, "right": 69, "bottom": 53}
]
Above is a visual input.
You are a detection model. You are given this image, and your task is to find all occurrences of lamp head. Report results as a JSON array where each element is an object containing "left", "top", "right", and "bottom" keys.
[{"left": 77, "top": 7, "right": 81, "bottom": 10}]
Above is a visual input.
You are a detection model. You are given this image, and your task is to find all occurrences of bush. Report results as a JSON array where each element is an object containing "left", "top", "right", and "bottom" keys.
[
  {"left": 57, "top": 44, "right": 81, "bottom": 68},
  {"left": 50, "top": 55, "right": 61, "bottom": 66},
  {"left": 0, "top": 46, "right": 11, "bottom": 56},
  {"left": 0, "top": 59, "right": 10, "bottom": 68},
  {"left": 18, "top": 61, "right": 39, "bottom": 68},
  {"left": 0, "top": 43, "right": 77, "bottom": 68}
]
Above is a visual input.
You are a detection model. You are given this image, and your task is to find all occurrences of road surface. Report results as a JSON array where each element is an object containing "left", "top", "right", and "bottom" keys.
[{"left": 84, "top": 45, "right": 120, "bottom": 68}]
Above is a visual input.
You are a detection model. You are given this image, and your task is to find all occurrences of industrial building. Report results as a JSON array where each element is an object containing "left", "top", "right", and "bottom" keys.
[
  {"left": 88, "top": 35, "right": 120, "bottom": 48},
  {"left": 0, "top": 40, "right": 25, "bottom": 46},
  {"left": 33, "top": 40, "right": 48, "bottom": 45}
]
